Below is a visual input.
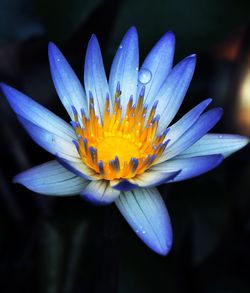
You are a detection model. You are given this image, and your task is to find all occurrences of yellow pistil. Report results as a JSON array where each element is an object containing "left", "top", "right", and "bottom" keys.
[{"left": 71, "top": 86, "right": 169, "bottom": 180}]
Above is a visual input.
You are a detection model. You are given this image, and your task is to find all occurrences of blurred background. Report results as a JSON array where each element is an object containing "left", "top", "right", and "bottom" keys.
[{"left": 0, "top": 0, "right": 250, "bottom": 292}]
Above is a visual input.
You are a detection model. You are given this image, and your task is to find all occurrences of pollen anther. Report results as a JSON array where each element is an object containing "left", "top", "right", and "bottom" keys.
[{"left": 71, "top": 87, "right": 168, "bottom": 180}]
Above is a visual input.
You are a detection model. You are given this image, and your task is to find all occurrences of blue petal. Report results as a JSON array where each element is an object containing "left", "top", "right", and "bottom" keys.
[
  {"left": 109, "top": 27, "right": 139, "bottom": 110},
  {"left": 116, "top": 188, "right": 172, "bottom": 255},
  {"left": 48, "top": 42, "right": 88, "bottom": 120},
  {"left": 81, "top": 180, "right": 120, "bottom": 205},
  {"left": 166, "top": 98, "right": 212, "bottom": 143},
  {"left": 159, "top": 107, "right": 223, "bottom": 162},
  {"left": 111, "top": 179, "right": 138, "bottom": 191},
  {"left": 111, "top": 169, "right": 180, "bottom": 191},
  {"left": 151, "top": 155, "right": 223, "bottom": 182},
  {"left": 128, "top": 170, "right": 181, "bottom": 187},
  {"left": 137, "top": 31, "right": 175, "bottom": 105},
  {"left": 84, "top": 34, "right": 110, "bottom": 121},
  {"left": 18, "top": 116, "right": 79, "bottom": 162},
  {"left": 14, "top": 160, "right": 88, "bottom": 196},
  {"left": 0, "top": 83, "right": 75, "bottom": 139},
  {"left": 154, "top": 55, "right": 196, "bottom": 133},
  {"left": 176, "top": 133, "right": 250, "bottom": 159},
  {"left": 57, "top": 156, "right": 101, "bottom": 181}
]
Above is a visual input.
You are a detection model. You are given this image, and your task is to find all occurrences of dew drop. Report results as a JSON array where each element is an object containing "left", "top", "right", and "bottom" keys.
[
  {"left": 219, "top": 135, "right": 223, "bottom": 139},
  {"left": 119, "top": 45, "right": 123, "bottom": 49},
  {"left": 139, "top": 68, "right": 152, "bottom": 84},
  {"left": 135, "top": 225, "right": 147, "bottom": 235},
  {"left": 56, "top": 58, "right": 60, "bottom": 62},
  {"left": 135, "top": 67, "right": 139, "bottom": 71}
]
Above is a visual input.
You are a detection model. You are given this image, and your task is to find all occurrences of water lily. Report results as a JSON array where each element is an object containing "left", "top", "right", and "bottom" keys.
[{"left": 1, "top": 27, "right": 248, "bottom": 255}]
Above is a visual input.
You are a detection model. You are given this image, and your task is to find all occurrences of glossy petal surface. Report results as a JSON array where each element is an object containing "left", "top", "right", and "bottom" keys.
[
  {"left": 49, "top": 42, "right": 88, "bottom": 120},
  {"left": 81, "top": 180, "right": 120, "bottom": 204},
  {"left": 177, "top": 134, "right": 249, "bottom": 159},
  {"left": 155, "top": 55, "right": 196, "bottom": 132},
  {"left": 84, "top": 35, "right": 110, "bottom": 120},
  {"left": 1, "top": 83, "right": 75, "bottom": 139},
  {"left": 151, "top": 155, "right": 223, "bottom": 182},
  {"left": 109, "top": 27, "right": 139, "bottom": 110},
  {"left": 116, "top": 188, "right": 172, "bottom": 255},
  {"left": 18, "top": 116, "right": 79, "bottom": 162},
  {"left": 159, "top": 107, "right": 223, "bottom": 162},
  {"left": 137, "top": 31, "right": 175, "bottom": 105},
  {"left": 14, "top": 160, "right": 88, "bottom": 195}
]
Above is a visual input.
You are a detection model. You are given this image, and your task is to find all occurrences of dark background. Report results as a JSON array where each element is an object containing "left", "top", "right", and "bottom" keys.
[{"left": 0, "top": 0, "right": 250, "bottom": 292}]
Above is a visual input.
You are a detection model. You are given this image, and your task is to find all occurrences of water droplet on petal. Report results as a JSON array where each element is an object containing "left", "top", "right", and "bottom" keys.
[
  {"left": 139, "top": 68, "right": 152, "bottom": 84},
  {"left": 219, "top": 135, "right": 223, "bottom": 139},
  {"left": 56, "top": 58, "right": 60, "bottom": 62},
  {"left": 119, "top": 45, "right": 123, "bottom": 49},
  {"left": 135, "top": 67, "right": 139, "bottom": 71}
]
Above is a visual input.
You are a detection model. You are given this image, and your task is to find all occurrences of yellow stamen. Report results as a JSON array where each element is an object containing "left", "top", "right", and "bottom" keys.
[{"left": 71, "top": 89, "right": 167, "bottom": 180}]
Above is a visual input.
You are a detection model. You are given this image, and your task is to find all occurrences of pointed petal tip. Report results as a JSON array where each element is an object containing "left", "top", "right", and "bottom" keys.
[
  {"left": 141, "top": 223, "right": 173, "bottom": 256},
  {"left": 124, "top": 26, "right": 138, "bottom": 39},
  {"left": 181, "top": 53, "right": 197, "bottom": 65},
  {"left": 48, "top": 42, "right": 62, "bottom": 60},
  {"left": 0, "top": 82, "right": 8, "bottom": 94},
  {"left": 153, "top": 240, "right": 173, "bottom": 256},
  {"left": 205, "top": 97, "right": 213, "bottom": 105},
  {"left": 128, "top": 25, "right": 137, "bottom": 33},
  {"left": 89, "top": 33, "right": 98, "bottom": 45},
  {"left": 217, "top": 107, "right": 224, "bottom": 116},
  {"left": 227, "top": 134, "right": 250, "bottom": 150},
  {"left": 48, "top": 41, "right": 58, "bottom": 53},
  {"left": 242, "top": 136, "right": 250, "bottom": 146},
  {"left": 162, "top": 30, "right": 176, "bottom": 43},
  {"left": 0, "top": 83, "right": 19, "bottom": 103},
  {"left": 12, "top": 174, "right": 20, "bottom": 184},
  {"left": 0, "top": 81, "right": 5, "bottom": 89}
]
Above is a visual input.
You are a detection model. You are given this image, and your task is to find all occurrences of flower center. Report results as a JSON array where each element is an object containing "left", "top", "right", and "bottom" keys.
[
  {"left": 71, "top": 84, "right": 169, "bottom": 180},
  {"left": 97, "top": 136, "right": 139, "bottom": 164}
]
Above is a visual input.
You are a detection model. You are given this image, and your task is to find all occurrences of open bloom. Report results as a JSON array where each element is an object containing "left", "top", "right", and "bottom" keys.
[{"left": 1, "top": 27, "right": 248, "bottom": 255}]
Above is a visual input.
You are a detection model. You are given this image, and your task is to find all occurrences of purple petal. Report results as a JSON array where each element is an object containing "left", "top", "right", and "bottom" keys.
[
  {"left": 48, "top": 42, "right": 87, "bottom": 120},
  {"left": 18, "top": 116, "right": 79, "bottom": 162},
  {"left": 151, "top": 154, "right": 223, "bottom": 182},
  {"left": 165, "top": 98, "right": 212, "bottom": 143},
  {"left": 116, "top": 188, "right": 172, "bottom": 255},
  {"left": 176, "top": 133, "right": 249, "bottom": 159},
  {"left": 159, "top": 107, "right": 223, "bottom": 162},
  {"left": 81, "top": 180, "right": 120, "bottom": 205},
  {"left": 0, "top": 83, "right": 75, "bottom": 139},
  {"left": 14, "top": 160, "right": 88, "bottom": 196},
  {"left": 84, "top": 34, "right": 110, "bottom": 120},
  {"left": 137, "top": 31, "right": 175, "bottom": 105},
  {"left": 128, "top": 170, "right": 181, "bottom": 187},
  {"left": 154, "top": 55, "right": 196, "bottom": 132},
  {"left": 109, "top": 27, "right": 139, "bottom": 110},
  {"left": 57, "top": 156, "right": 101, "bottom": 181}
]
